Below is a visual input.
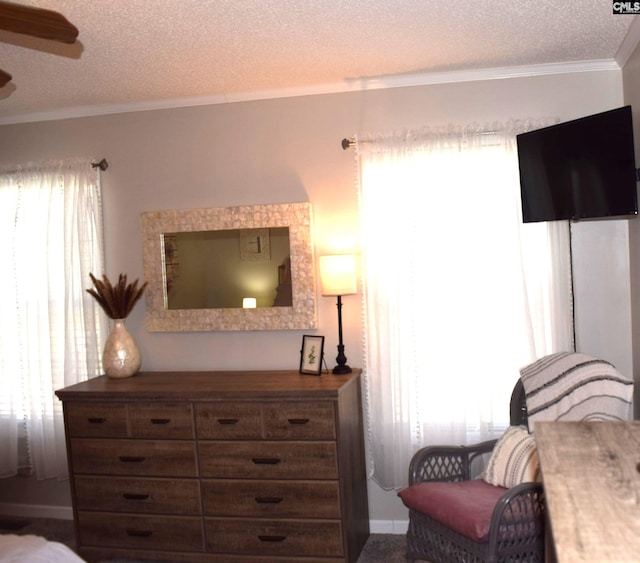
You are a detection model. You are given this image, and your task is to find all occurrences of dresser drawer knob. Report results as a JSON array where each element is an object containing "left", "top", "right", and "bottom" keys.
[
  {"left": 123, "top": 493, "right": 150, "bottom": 500},
  {"left": 119, "top": 456, "right": 146, "bottom": 463},
  {"left": 217, "top": 418, "right": 239, "bottom": 425},
  {"left": 258, "top": 535, "right": 286, "bottom": 542},
  {"left": 287, "top": 418, "right": 310, "bottom": 425},
  {"left": 252, "top": 457, "right": 281, "bottom": 465},
  {"left": 150, "top": 418, "right": 170, "bottom": 425},
  {"left": 87, "top": 417, "right": 106, "bottom": 424},
  {"left": 254, "top": 496, "right": 284, "bottom": 504},
  {"left": 126, "top": 529, "right": 152, "bottom": 538}
]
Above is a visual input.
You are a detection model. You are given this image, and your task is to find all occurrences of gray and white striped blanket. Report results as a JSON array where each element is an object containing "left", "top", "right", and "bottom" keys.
[{"left": 520, "top": 352, "right": 633, "bottom": 431}]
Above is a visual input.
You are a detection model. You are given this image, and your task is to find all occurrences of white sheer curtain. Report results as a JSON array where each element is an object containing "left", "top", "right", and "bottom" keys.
[
  {"left": 355, "top": 123, "right": 574, "bottom": 490},
  {"left": 0, "top": 158, "right": 108, "bottom": 480}
]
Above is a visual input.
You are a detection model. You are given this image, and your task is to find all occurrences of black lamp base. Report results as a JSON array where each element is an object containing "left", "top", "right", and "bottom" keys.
[
  {"left": 330, "top": 295, "right": 353, "bottom": 375},
  {"left": 332, "top": 342, "right": 351, "bottom": 374}
]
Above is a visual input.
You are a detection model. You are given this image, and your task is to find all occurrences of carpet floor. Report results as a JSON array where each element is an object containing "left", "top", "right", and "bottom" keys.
[{"left": 0, "top": 516, "right": 407, "bottom": 562}]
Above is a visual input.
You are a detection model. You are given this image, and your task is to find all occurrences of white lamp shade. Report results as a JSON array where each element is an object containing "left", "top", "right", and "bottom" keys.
[
  {"left": 319, "top": 254, "right": 357, "bottom": 296},
  {"left": 242, "top": 297, "right": 257, "bottom": 308}
]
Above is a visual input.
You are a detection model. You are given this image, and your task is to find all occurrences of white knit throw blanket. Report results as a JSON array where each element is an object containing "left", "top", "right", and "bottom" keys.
[{"left": 520, "top": 352, "right": 633, "bottom": 431}]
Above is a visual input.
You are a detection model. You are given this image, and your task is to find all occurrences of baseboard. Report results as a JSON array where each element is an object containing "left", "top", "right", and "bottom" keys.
[
  {"left": 0, "top": 502, "right": 73, "bottom": 520},
  {"left": 369, "top": 519, "right": 409, "bottom": 534}
]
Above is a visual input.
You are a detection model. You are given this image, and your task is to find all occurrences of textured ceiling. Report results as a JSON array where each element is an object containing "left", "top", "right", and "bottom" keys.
[{"left": 0, "top": 0, "right": 638, "bottom": 123}]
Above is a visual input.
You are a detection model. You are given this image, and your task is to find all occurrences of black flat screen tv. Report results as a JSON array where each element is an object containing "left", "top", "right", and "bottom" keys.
[{"left": 517, "top": 105, "right": 638, "bottom": 223}]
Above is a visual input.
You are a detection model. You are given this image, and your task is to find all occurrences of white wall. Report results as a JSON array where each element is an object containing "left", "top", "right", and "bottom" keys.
[
  {"left": 572, "top": 220, "right": 633, "bottom": 379},
  {"left": 623, "top": 41, "right": 640, "bottom": 417},
  {"left": 0, "top": 68, "right": 627, "bottom": 529}
]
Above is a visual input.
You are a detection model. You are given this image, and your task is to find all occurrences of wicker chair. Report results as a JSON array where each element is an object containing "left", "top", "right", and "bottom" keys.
[{"left": 398, "top": 380, "right": 545, "bottom": 563}]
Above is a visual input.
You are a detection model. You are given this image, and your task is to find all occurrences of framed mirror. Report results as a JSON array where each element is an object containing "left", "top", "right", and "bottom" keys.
[{"left": 141, "top": 203, "right": 317, "bottom": 331}]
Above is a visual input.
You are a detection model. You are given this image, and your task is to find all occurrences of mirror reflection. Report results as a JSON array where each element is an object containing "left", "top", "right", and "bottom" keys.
[{"left": 163, "top": 227, "right": 292, "bottom": 309}]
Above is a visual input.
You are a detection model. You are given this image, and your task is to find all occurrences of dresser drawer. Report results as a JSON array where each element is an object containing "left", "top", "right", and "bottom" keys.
[
  {"left": 129, "top": 403, "right": 194, "bottom": 439},
  {"left": 78, "top": 512, "right": 204, "bottom": 552},
  {"left": 74, "top": 475, "right": 201, "bottom": 514},
  {"left": 195, "top": 402, "right": 262, "bottom": 439},
  {"left": 205, "top": 517, "right": 343, "bottom": 557},
  {"left": 65, "top": 403, "right": 128, "bottom": 437},
  {"left": 199, "top": 441, "right": 338, "bottom": 479},
  {"left": 202, "top": 479, "right": 341, "bottom": 518},
  {"left": 70, "top": 438, "right": 197, "bottom": 477},
  {"left": 263, "top": 402, "right": 336, "bottom": 439}
]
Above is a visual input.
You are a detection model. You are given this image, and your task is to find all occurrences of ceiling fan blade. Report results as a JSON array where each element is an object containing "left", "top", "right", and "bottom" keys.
[
  {"left": 0, "top": 1, "right": 78, "bottom": 43},
  {"left": 0, "top": 68, "right": 12, "bottom": 87}
]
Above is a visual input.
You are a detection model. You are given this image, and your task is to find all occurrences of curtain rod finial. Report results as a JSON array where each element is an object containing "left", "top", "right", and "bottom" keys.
[
  {"left": 341, "top": 138, "right": 354, "bottom": 150},
  {"left": 92, "top": 158, "right": 109, "bottom": 171}
]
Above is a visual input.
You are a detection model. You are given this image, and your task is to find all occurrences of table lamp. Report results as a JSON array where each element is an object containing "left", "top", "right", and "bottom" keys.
[{"left": 319, "top": 254, "right": 357, "bottom": 374}]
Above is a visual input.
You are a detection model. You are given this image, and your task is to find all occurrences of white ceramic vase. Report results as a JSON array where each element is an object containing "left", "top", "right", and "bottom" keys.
[{"left": 102, "top": 318, "right": 141, "bottom": 378}]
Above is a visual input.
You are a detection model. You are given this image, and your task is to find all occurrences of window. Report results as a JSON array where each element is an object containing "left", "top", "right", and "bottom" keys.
[
  {"left": 355, "top": 124, "right": 573, "bottom": 489},
  {"left": 0, "top": 159, "right": 108, "bottom": 479}
]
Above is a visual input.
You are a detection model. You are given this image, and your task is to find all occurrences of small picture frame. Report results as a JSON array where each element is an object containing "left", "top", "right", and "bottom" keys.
[{"left": 299, "top": 335, "right": 325, "bottom": 375}]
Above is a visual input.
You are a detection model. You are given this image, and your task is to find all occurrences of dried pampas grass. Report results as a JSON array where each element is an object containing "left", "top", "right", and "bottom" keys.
[{"left": 87, "top": 273, "right": 148, "bottom": 319}]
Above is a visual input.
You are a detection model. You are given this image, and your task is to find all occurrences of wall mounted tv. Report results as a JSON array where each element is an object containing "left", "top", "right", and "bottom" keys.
[{"left": 517, "top": 105, "right": 638, "bottom": 223}]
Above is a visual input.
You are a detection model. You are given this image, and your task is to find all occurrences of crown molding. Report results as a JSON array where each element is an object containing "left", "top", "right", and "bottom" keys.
[
  {"left": 336, "top": 60, "right": 620, "bottom": 90},
  {"left": 0, "top": 59, "right": 622, "bottom": 126}
]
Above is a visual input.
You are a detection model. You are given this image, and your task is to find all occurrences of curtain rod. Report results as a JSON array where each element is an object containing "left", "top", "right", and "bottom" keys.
[
  {"left": 1, "top": 158, "right": 110, "bottom": 175},
  {"left": 341, "top": 129, "right": 505, "bottom": 150}
]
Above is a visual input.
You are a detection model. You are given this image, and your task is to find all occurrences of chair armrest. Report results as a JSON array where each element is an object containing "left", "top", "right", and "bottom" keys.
[
  {"left": 409, "top": 439, "right": 497, "bottom": 484},
  {"left": 488, "top": 482, "right": 545, "bottom": 554}
]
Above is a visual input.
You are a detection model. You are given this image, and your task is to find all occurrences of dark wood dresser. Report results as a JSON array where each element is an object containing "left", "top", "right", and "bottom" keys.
[{"left": 55, "top": 370, "right": 370, "bottom": 563}]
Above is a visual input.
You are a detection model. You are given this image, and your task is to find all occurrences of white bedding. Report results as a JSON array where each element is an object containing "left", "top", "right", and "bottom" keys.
[{"left": 0, "top": 534, "right": 85, "bottom": 563}]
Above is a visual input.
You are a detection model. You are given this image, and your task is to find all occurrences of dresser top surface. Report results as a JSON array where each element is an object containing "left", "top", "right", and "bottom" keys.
[{"left": 55, "top": 369, "right": 361, "bottom": 402}]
